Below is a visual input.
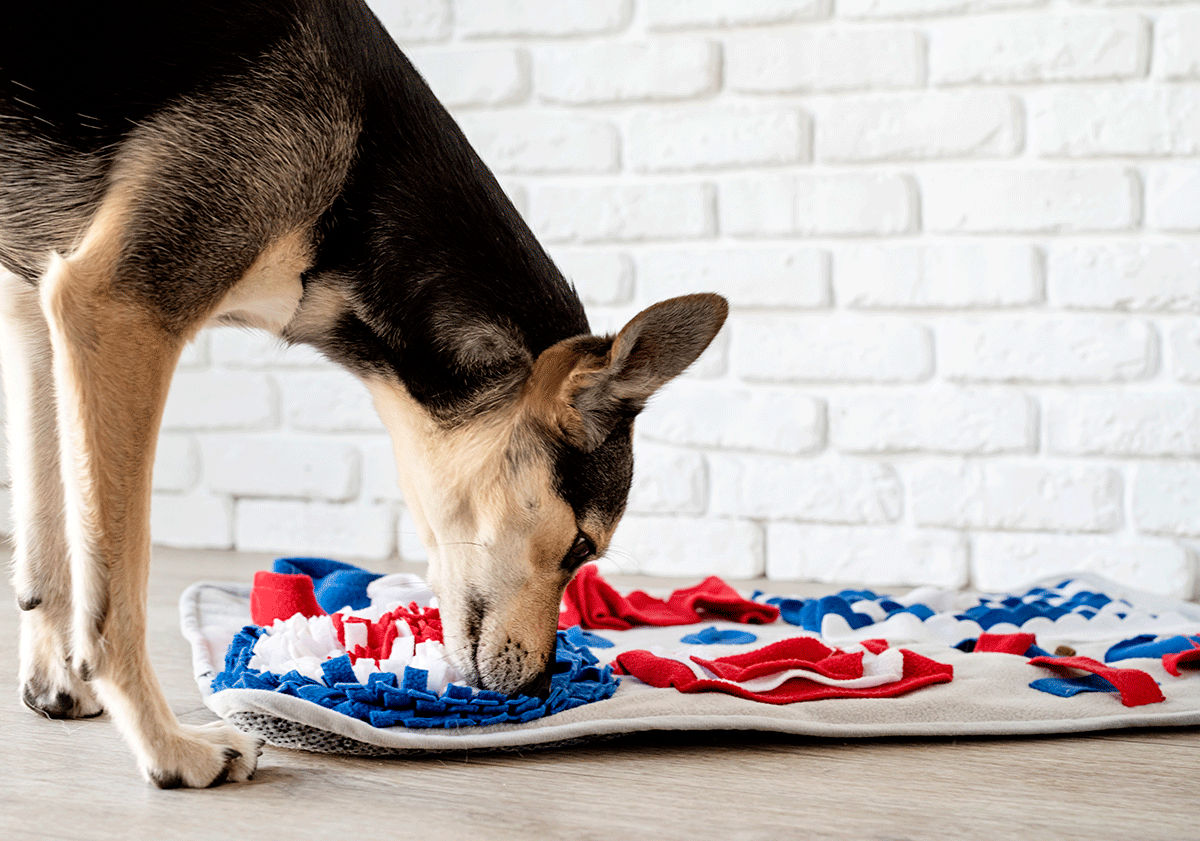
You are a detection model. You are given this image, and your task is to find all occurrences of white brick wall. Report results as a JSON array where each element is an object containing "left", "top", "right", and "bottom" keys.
[{"left": 7, "top": 1, "right": 1200, "bottom": 598}]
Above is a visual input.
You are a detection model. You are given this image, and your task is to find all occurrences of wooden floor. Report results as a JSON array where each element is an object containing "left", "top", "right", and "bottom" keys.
[{"left": 2, "top": 548, "right": 1198, "bottom": 840}]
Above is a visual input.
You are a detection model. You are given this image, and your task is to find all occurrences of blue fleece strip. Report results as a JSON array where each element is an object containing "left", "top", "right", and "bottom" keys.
[
  {"left": 1029, "top": 674, "right": 1119, "bottom": 698},
  {"left": 563, "top": 625, "right": 615, "bottom": 649},
  {"left": 755, "top": 590, "right": 934, "bottom": 632},
  {"left": 956, "top": 589, "right": 1114, "bottom": 630},
  {"left": 272, "top": 557, "right": 384, "bottom": 613},
  {"left": 680, "top": 626, "right": 758, "bottom": 645},
  {"left": 213, "top": 625, "right": 618, "bottom": 729},
  {"left": 1105, "top": 634, "right": 1200, "bottom": 663}
]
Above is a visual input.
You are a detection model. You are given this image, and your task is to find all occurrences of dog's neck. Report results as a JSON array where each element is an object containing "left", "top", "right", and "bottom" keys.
[{"left": 283, "top": 12, "right": 588, "bottom": 424}]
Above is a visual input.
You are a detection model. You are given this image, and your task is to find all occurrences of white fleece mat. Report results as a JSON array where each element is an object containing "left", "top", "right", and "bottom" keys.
[{"left": 180, "top": 574, "right": 1200, "bottom": 754}]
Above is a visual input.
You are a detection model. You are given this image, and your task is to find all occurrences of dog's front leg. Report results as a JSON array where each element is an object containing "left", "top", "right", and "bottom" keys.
[
  {"left": 0, "top": 271, "right": 103, "bottom": 719},
  {"left": 40, "top": 254, "right": 260, "bottom": 788}
]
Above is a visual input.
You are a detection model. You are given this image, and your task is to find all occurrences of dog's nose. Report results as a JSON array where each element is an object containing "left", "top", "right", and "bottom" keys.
[{"left": 514, "top": 663, "right": 553, "bottom": 699}]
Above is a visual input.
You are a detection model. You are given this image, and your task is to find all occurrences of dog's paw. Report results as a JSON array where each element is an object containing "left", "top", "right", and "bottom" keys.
[
  {"left": 20, "top": 657, "right": 104, "bottom": 720},
  {"left": 142, "top": 723, "right": 263, "bottom": 789},
  {"left": 21, "top": 674, "right": 104, "bottom": 719}
]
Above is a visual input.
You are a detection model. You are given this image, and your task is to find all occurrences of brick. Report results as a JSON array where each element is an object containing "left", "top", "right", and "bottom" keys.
[
  {"left": 151, "top": 492, "right": 233, "bottom": 550},
  {"left": 646, "top": 0, "right": 827, "bottom": 30},
  {"left": 408, "top": 47, "right": 528, "bottom": 107},
  {"left": 529, "top": 182, "right": 714, "bottom": 244},
  {"left": 1145, "top": 163, "right": 1200, "bottom": 230},
  {"left": 456, "top": 112, "right": 619, "bottom": 175},
  {"left": 721, "top": 173, "right": 916, "bottom": 237},
  {"left": 816, "top": 92, "right": 1021, "bottom": 162},
  {"left": 838, "top": 243, "right": 1042, "bottom": 309},
  {"left": 359, "top": 438, "right": 405, "bottom": 503},
  {"left": 909, "top": 461, "right": 1123, "bottom": 532},
  {"left": 202, "top": 435, "right": 360, "bottom": 502},
  {"left": 1170, "top": 322, "right": 1200, "bottom": 382},
  {"left": 727, "top": 28, "right": 924, "bottom": 93},
  {"left": 583, "top": 305, "right": 641, "bottom": 337},
  {"left": 535, "top": 41, "right": 717, "bottom": 105},
  {"left": 732, "top": 315, "right": 932, "bottom": 383},
  {"left": 922, "top": 168, "right": 1139, "bottom": 233},
  {"left": 236, "top": 500, "right": 396, "bottom": 561},
  {"left": 178, "top": 334, "right": 209, "bottom": 369},
  {"left": 709, "top": 454, "right": 902, "bottom": 524},
  {"left": 840, "top": 0, "right": 1043, "bottom": 18},
  {"left": 831, "top": 389, "right": 1034, "bottom": 454},
  {"left": 153, "top": 434, "right": 199, "bottom": 493},
  {"left": 972, "top": 533, "right": 1193, "bottom": 597},
  {"left": 553, "top": 251, "right": 633, "bottom": 306},
  {"left": 499, "top": 179, "right": 528, "bottom": 218},
  {"left": 1047, "top": 393, "right": 1200, "bottom": 456},
  {"left": 397, "top": 508, "right": 430, "bottom": 563},
  {"left": 1031, "top": 88, "right": 1200, "bottom": 157},
  {"left": 371, "top": 0, "right": 450, "bottom": 42},
  {"left": 162, "top": 372, "right": 277, "bottom": 431},
  {"left": 1155, "top": 9, "right": 1200, "bottom": 80},
  {"left": 604, "top": 516, "right": 763, "bottom": 578},
  {"left": 278, "top": 371, "right": 381, "bottom": 433},
  {"left": 637, "top": 247, "right": 829, "bottom": 309},
  {"left": 208, "top": 327, "right": 327, "bottom": 369},
  {"left": 767, "top": 524, "right": 968, "bottom": 588},
  {"left": 627, "top": 443, "right": 706, "bottom": 515},
  {"left": 456, "top": 0, "right": 629, "bottom": 38},
  {"left": 1133, "top": 463, "right": 1200, "bottom": 538},
  {"left": 1048, "top": 244, "right": 1200, "bottom": 312},
  {"left": 639, "top": 382, "right": 824, "bottom": 455},
  {"left": 929, "top": 14, "right": 1147, "bottom": 85},
  {"left": 939, "top": 316, "right": 1153, "bottom": 383},
  {"left": 628, "top": 105, "right": 809, "bottom": 172}
]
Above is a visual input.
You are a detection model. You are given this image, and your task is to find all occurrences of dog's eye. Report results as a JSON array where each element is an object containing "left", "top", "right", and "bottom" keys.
[{"left": 564, "top": 533, "right": 596, "bottom": 569}]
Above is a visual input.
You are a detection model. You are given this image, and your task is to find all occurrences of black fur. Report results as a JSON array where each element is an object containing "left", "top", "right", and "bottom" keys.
[{"left": 553, "top": 417, "right": 635, "bottom": 534}]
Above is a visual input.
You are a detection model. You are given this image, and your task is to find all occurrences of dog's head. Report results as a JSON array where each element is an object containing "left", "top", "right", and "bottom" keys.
[{"left": 368, "top": 293, "right": 727, "bottom": 694}]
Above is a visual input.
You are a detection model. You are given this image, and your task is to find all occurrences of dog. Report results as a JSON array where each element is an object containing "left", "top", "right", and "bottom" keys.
[{"left": 0, "top": 0, "right": 727, "bottom": 787}]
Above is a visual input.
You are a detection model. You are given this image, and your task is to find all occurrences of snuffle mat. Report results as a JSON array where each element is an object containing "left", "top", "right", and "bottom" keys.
[{"left": 180, "top": 558, "right": 1200, "bottom": 754}]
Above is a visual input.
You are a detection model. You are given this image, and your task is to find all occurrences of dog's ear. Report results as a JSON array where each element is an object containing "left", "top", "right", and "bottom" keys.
[{"left": 525, "top": 294, "right": 728, "bottom": 451}]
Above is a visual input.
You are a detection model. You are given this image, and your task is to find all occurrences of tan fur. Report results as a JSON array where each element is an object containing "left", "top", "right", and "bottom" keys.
[
  {"left": 34, "top": 188, "right": 259, "bottom": 786},
  {"left": 367, "top": 378, "right": 584, "bottom": 691},
  {"left": 208, "top": 230, "right": 310, "bottom": 332},
  {"left": 520, "top": 337, "right": 604, "bottom": 445},
  {"left": 281, "top": 276, "right": 354, "bottom": 344},
  {"left": 0, "top": 271, "right": 102, "bottom": 719}
]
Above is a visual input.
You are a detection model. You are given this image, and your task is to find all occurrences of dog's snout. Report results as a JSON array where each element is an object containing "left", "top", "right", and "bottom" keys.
[{"left": 514, "top": 662, "right": 554, "bottom": 699}]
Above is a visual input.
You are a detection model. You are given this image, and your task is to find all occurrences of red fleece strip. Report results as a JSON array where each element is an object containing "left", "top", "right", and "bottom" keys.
[
  {"left": 690, "top": 637, "right": 866, "bottom": 682},
  {"left": 1163, "top": 640, "right": 1200, "bottom": 677},
  {"left": 560, "top": 565, "right": 779, "bottom": 630},
  {"left": 1027, "top": 656, "right": 1164, "bottom": 707},
  {"left": 250, "top": 571, "right": 326, "bottom": 626},
  {"left": 614, "top": 641, "right": 953, "bottom": 704},
  {"left": 975, "top": 632, "right": 1038, "bottom": 655},
  {"left": 332, "top": 605, "right": 444, "bottom": 663}
]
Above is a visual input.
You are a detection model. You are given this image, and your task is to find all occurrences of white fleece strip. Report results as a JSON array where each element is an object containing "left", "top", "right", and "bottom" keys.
[{"left": 246, "top": 609, "right": 465, "bottom": 693}]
